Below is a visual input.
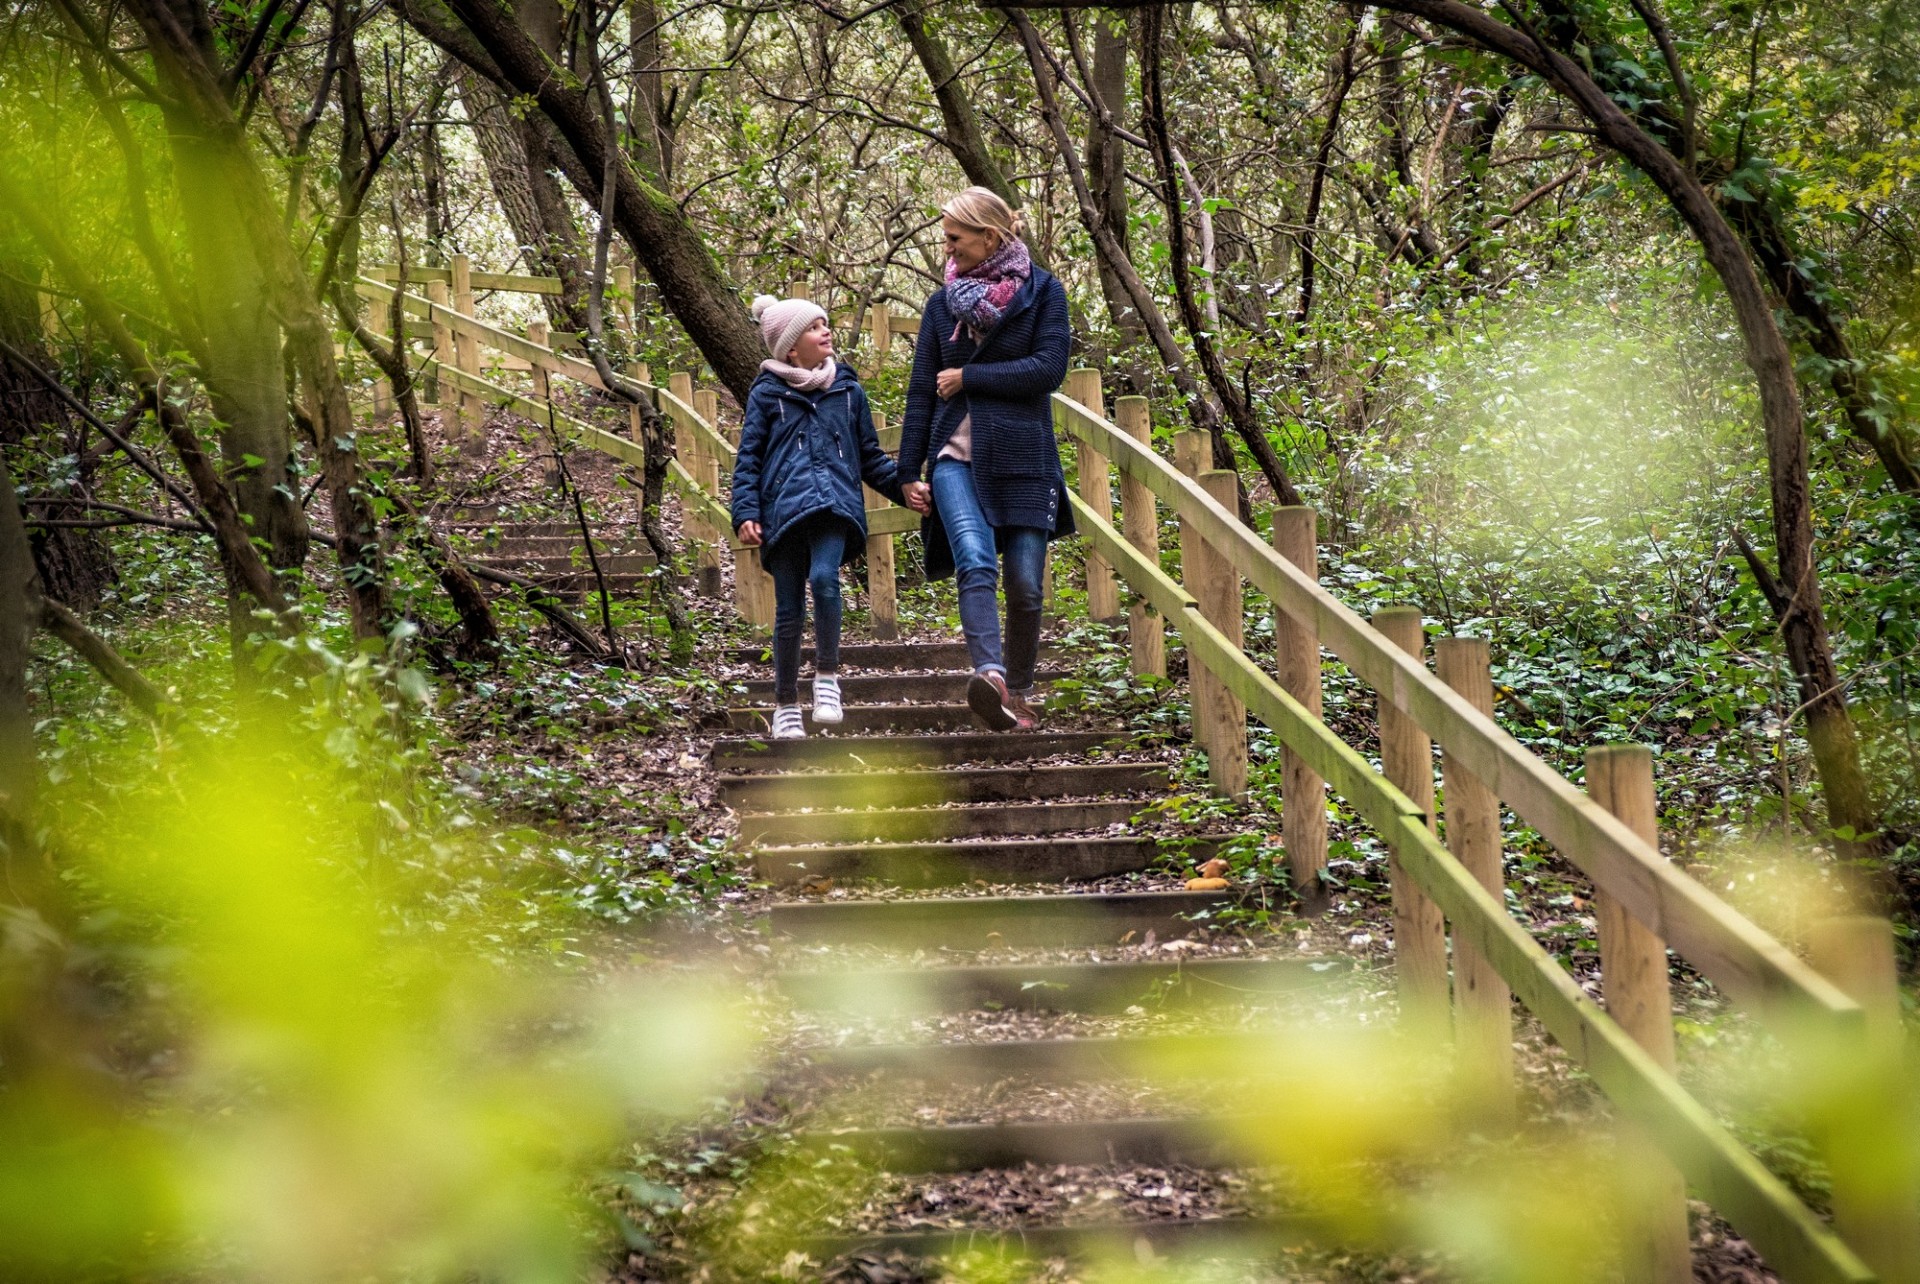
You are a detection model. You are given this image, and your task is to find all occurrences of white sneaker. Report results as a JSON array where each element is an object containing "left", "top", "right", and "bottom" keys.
[
  {"left": 772, "top": 704, "right": 806, "bottom": 739},
  {"left": 812, "top": 675, "right": 843, "bottom": 725}
]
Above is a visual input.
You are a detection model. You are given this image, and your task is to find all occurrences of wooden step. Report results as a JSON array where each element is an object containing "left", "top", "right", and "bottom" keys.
[
  {"left": 720, "top": 762, "right": 1166, "bottom": 812},
  {"left": 806, "top": 1031, "right": 1292, "bottom": 1081},
  {"left": 798, "top": 1114, "right": 1247, "bottom": 1172},
  {"left": 728, "top": 703, "right": 985, "bottom": 734},
  {"left": 739, "top": 669, "right": 1072, "bottom": 703},
  {"left": 712, "top": 730, "right": 1128, "bottom": 772},
  {"left": 756, "top": 834, "right": 1214, "bottom": 886},
  {"left": 768, "top": 890, "right": 1235, "bottom": 947},
  {"left": 799, "top": 1215, "right": 1319, "bottom": 1267},
  {"left": 736, "top": 799, "right": 1146, "bottom": 846},
  {"left": 776, "top": 957, "right": 1337, "bottom": 1013},
  {"left": 723, "top": 641, "right": 1078, "bottom": 670}
]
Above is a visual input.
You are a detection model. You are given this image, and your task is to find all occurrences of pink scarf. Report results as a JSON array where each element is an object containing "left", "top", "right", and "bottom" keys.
[{"left": 761, "top": 356, "right": 837, "bottom": 392}]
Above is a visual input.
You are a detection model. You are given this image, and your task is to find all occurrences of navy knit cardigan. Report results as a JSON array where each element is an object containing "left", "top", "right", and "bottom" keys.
[{"left": 897, "top": 266, "right": 1075, "bottom": 580}]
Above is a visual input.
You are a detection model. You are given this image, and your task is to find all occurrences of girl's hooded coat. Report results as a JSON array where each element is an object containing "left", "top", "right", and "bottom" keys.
[{"left": 730, "top": 362, "right": 904, "bottom": 558}]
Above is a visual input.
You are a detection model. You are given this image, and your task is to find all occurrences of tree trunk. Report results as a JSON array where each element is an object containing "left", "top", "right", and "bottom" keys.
[
  {"left": 0, "top": 451, "right": 38, "bottom": 832},
  {"left": 1081, "top": 10, "right": 1149, "bottom": 386},
  {"left": 393, "top": 0, "right": 766, "bottom": 401},
  {"left": 1374, "top": 0, "right": 1883, "bottom": 855},
  {"left": 460, "top": 72, "right": 595, "bottom": 335},
  {"left": 0, "top": 274, "right": 114, "bottom": 608},
  {"left": 898, "top": 0, "right": 1023, "bottom": 207}
]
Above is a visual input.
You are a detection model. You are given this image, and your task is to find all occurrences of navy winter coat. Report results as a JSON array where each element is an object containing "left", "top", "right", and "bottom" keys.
[
  {"left": 898, "top": 267, "right": 1076, "bottom": 580},
  {"left": 730, "top": 362, "right": 904, "bottom": 559}
]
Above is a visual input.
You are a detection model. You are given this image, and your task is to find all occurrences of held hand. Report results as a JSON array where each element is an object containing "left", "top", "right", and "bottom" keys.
[
  {"left": 935, "top": 367, "right": 965, "bottom": 399},
  {"left": 737, "top": 520, "right": 762, "bottom": 547},
  {"left": 901, "top": 482, "right": 932, "bottom": 515}
]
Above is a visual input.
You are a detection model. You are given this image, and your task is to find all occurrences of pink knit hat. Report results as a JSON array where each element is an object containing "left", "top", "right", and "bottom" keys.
[{"left": 750, "top": 294, "right": 828, "bottom": 362}]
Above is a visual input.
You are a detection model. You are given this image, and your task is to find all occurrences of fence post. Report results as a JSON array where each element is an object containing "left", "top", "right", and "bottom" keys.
[
  {"left": 426, "top": 279, "right": 451, "bottom": 406},
  {"left": 611, "top": 264, "right": 634, "bottom": 335},
  {"left": 1174, "top": 430, "right": 1247, "bottom": 801},
  {"left": 684, "top": 380, "right": 722, "bottom": 597},
  {"left": 1373, "top": 606, "right": 1450, "bottom": 1032},
  {"left": 1807, "top": 915, "right": 1920, "bottom": 1284},
  {"left": 1115, "top": 396, "right": 1165, "bottom": 680},
  {"left": 1434, "top": 636, "right": 1515, "bottom": 1130},
  {"left": 1585, "top": 744, "right": 1690, "bottom": 1284},
  {"left": 865, "top": 410, "right": 899, "bottom": 640},
  {"left": 788, "top": 279, "right": 810, "bottom": 302},
  {"left": 1272, "top": 507, "right": 1327, "bottom": 905},
  {"left": 370, "top": 307, "right": 394, "bottom": 418},
  {"left": 873, "top": 301, "right": 892, "bottom": 363},
  {"left": 1066, "top": 370, "right": 1121, "bottom": 625},
  {"left": 527, "top": 320, "right": 552, "bottom": 403},
  {"left": 449, "top": 253, "right": 483, "bottom": 447}
]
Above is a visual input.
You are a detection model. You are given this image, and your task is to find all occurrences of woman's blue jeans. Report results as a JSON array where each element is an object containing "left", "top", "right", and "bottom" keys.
[
  {"left": 930, "top": 460, "right": 1047, "bottom": 692},
  {"left": 762, "top": 513, "right": 850, "bottom": 703}
]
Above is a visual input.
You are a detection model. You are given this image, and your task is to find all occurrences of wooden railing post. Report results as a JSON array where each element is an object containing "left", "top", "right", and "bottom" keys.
[
  {"left": 1174, "top": 430, "right": 1246, "bottom": 800},
  {"left": 788, "top": 279, "right": 810, "bottom": 302},
  {"left": 611, "top": 264, "right": 634, "bottom": 335},
  {"left": 449, "top": 253, "right": 483, "bottom": 446},
  {"left": 1273, "top": 507, "right": 1326, "bottom": 905},
  {"left": 425, "top": 279, "right": 452, "bottom": 406},
  {"left": 1115, "top": 396, "right": 1165, "bottom": 680},
  {"left": 1435, "top": 636, "right": 1514, "bottom": 1129},
  {"left": 1066, "top": 370, "right": 1121, "bottom": 625},
  {"left": 527, "top": 320, "right": 552, "bottom": 403},
  {"left": 1374, "top": 606, "right": 1450, "bottom": 1031},
  {"left": 1585, "top": 744, "right": 1690, "bottom": 1284},
  {"left": 873, "top": 301, "right": 892, "bottom": 363},
  {"left": 680, "top": 378, "right": 721, "bottom": 598},
  {"left": 369, "top": 306, "right": 394, "bottom": 418},
  {"left": 865, "top": 410, "right": 899, "bottom": 640},
  {"left": 1807, "top": 915, "right": 1920, "bottom": 1284}
]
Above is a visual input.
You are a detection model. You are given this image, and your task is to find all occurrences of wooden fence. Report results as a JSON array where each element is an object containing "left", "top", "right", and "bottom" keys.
[{"left": 350, "top": 268, "right": 1914, "bottom": 1284}]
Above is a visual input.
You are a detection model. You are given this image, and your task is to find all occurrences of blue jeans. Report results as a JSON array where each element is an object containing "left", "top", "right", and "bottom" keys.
[
  {"left": 930, "top": 460, "right": 1047, "bottom": 691},
  {"left": 763, "top": 513, "right": 851, "bottom": 703}
]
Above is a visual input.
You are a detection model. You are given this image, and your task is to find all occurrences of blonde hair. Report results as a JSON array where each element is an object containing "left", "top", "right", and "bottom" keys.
[{"left": 941, "top": 187, "right": 1024, "bottom": 251}]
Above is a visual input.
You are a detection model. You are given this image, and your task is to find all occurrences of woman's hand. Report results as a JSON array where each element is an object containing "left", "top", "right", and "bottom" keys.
[
  {"left": 901, "top": 482, "right": 932, "bottom": 514},
  {"left": 737, "top": 520, "right": 762, "bottom": 547},
  {"left": 935, "top": 367, "right": 965, "bottom": 399}
]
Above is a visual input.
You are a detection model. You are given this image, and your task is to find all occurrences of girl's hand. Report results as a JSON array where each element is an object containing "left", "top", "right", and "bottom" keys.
[
  {"left": 935, "top": 367, "right": 964, "bottom": 399},
  {"left": 737, "top": 521, "right": 762, "bottom": 547},
  {"left": 901, "top": 482, "right": 932, "bottom": 514}
]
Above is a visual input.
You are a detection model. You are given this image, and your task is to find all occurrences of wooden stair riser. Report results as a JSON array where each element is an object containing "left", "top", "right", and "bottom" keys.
[
  {"left": 723, "top": 641, "right": 1080, "bottom": 670},
  {"left": 775, "top": 957, "right": 1337, "bottom": 1014},
  {"left": 797, "top": 1216, "right": 1322, "bottom": 1266},
  {"left": 799, "top": 1115, "right": 1248, "bottom": 1173},
  {"left": 768, "top": 890, "right": 1234, "bottom": 948},
  {"left": 728, "top": 704, "right": 988, "bottom": 734},
  {"left": 807, "top": 1032, "right": 1311, "bottom": 1082},
  {"left": 735, "top": 799, "right": 1146, "bottom": 846},
  {"left": 739, "top": 669, "right": 1072, "bottom": 704},
  {"left": 720, "top": 763, "right": 1166, "bottom": 812},
  {"left": 756, "top": 835, "right": 1217, "bottom": 886},
  {"left": 712, "top": 731, "right": 1129, "bottom": 772}
]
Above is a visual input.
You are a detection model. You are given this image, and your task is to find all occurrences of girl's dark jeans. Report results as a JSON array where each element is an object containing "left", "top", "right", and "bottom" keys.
[
  {"left": 929, "top": 459, "right": 1047, "bottom": 691},
  {"left": 762, "top": 512, "right": 853, "bottom": 704}
]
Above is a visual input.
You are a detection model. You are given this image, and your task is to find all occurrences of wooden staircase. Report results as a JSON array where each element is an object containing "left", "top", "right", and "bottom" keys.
[{"left": 722, "top": 637, "right": 1349, "bottom": 1268}]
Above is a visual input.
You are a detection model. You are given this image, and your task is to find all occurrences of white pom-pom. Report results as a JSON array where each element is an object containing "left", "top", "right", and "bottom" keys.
[{"left": 750, "top": 294, "right": 779, "bottom": 321}]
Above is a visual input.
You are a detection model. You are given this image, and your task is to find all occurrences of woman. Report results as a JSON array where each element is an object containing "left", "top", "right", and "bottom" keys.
[{"left": 899, "top": 186, "right": 1073, "bottom": 732}]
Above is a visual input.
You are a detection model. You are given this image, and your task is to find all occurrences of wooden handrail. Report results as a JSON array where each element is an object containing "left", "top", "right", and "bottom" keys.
[
  {"left": 1051, "top": 392, "right": 1860, "bottom": 1039},
  {"left": 1070, "top": 488, "right": 1876, "bottom": 1284},
  {"left": 364, "top": 264, "right": 565, "bottom": 295}
]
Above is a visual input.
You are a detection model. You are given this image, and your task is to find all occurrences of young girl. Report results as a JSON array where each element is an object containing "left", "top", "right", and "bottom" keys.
[{"left": 731, "top": 295, "right": 921, "bottom": 738}]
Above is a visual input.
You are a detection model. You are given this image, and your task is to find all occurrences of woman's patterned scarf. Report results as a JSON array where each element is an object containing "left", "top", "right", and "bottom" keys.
[{"left": 944, "top": 236, "right": 1032, "bottom": 342}]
